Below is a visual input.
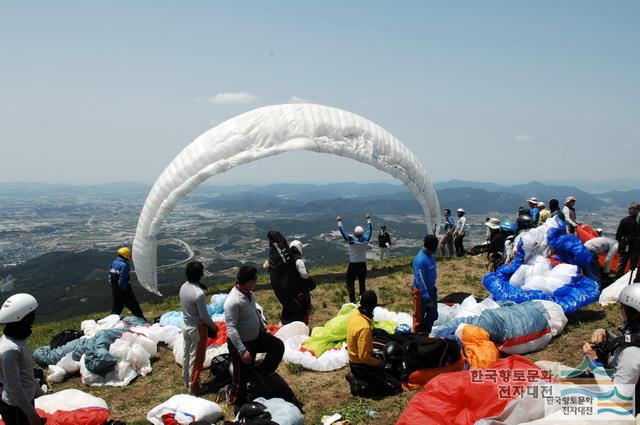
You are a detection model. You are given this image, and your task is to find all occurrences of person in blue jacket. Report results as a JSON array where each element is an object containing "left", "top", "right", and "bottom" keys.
[
  {"left": 412, "top": 235, "right": 439, "bottom": 334},
  {"left": 528, "top": 197, "right": 540, "bottom": 226},
  {"left": 108, "top": 247, "right": 145, "bottom": 320},
  {"left": 337, "top": 214, "right": 373, "bottom": 303}
]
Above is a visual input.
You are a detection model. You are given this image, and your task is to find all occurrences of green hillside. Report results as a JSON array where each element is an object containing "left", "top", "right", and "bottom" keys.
[{"left": 29, "top": 256, "right": 619, "bottom": 424}]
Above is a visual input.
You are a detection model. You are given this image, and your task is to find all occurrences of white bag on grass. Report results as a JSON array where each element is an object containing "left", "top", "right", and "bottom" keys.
[{"left": 146, "top": 394, "right": 223, "bottom": 425}]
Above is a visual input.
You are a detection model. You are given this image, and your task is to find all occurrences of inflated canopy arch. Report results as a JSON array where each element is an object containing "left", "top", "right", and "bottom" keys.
[{"left": 133, "top": 103, "right": 440, "bottom": 294}]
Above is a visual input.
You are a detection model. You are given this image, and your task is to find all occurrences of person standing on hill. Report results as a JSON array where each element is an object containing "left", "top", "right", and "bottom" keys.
[
  {"left": 377, "top": 225, "right": 392, "bottom": 261},
  {"left": 563, "top": 196, "right": 579, "bottom": 234},
  {"left": 179, "top": 261, "right": 219, "bottom": 395},
  {"left": 528, "top": 198, "right": 540, "bottom": 226},
  {"left": 225, "top": 266, "right": 284, "bottom": 410},
  {"left": 537, "top": 201, "right": 550, "bottom": 226},
  {"left": 0, "top": 294, "right": 46, "bottom": 425},
  {"left": 485, "top": 218, "right": 505, "bottom": 272},
  {"left": 615, "top": 203, "right": 640, "bottom": 279},
  {"left": 440, "top": 209, "right": 455, "bottom": 257},
  {"left": 288, "top": 240, "right": 315, "bottom": 325},
  {"left": 453, "top": 208, "right": 467, "bottom": 257},
  {"left": 412, "top": 235, "right": 439, "bottom": 334},
  {"left": 108, "top": 247, "right": 145, "bottom": 321},
  {"left": 337, "top": 214, "right": 373, "bottom": 303},
  {"left": 549, "top": 199, "right": 565, "bottom": 221}
]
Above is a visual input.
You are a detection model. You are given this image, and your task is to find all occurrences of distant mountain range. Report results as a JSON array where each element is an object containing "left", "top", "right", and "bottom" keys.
[
  {"left": 2, "top": 180, "right": 638, "bottom": 213},
  {"left": 187, "top": 180, "right": 638, "bottom": 214}
]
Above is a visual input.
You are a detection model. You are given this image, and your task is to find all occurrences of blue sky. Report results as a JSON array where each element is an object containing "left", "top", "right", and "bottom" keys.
[{"left": 1, "top": 1, "right": 638, "bottom": 185}]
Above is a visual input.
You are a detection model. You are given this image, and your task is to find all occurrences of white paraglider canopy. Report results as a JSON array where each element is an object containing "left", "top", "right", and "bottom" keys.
[{"left": 133, "top": 103, "right": 440, "bottom": 294}]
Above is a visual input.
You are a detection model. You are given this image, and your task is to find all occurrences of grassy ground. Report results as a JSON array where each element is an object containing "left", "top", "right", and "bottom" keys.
[{"left": 30, "top": 255, "right": 615, "bottom": 424}]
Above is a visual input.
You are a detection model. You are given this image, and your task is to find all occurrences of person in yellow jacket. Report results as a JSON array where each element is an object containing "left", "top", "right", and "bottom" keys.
[{"left": 345, "top": 290, "right": 401, "bottom": 397}]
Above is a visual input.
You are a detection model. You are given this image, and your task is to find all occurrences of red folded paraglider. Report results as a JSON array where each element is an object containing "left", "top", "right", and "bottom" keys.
[{"left": 396, "top": 355, "right": 550, "bottom": 425}]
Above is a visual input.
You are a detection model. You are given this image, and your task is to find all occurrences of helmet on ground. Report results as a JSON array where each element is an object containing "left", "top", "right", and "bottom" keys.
[
  {"left": 238, "top": 401, "right": 269, "bottom": 420},
  {"left": 354, "top": 226, "right": 364, "bottom": 236},
  {"left": 596, "top": 228, "right": 603, "bottom": 236},
  {"left": 456, "top": 208, "right": 465, "bottom": 214},
  {"left": 383, "top": 341, "right": 403, "bottom": 362},
  {"left": 117, "top": 247, "right": 131, "bottom": 260},
  {"left": 619, "top": 284, "right": 640, "bottom": 313},
  {"left": 0, "top": 294, "right": 38, "bottom": 324},
  {"left": 289, "top": 240, "right": 303, "bottom": 254},
  {"left": 517, "top": 214, "right": 533, "bottom": 230}
]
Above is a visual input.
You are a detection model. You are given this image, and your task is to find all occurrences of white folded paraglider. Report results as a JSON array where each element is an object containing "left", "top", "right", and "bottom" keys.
[{"left": 133, "top": 103, "right": 440, "bottom": 294}]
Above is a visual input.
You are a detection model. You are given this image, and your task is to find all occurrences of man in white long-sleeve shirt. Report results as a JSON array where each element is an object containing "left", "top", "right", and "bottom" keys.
[
  {"left": 179, "top": 261, "right": 219, "bottom": 395},
  {"left": 585, "top": 235, "right": 619, "bottom": 275},
  {"left": 0, "top": 294, "right": 45, "bottom": 425},
  {"left": 453, "top": 208, "right": 467, "bottom": 257},
  {"left": 224, "top": 265, "right": 284, "bottom": 409}
]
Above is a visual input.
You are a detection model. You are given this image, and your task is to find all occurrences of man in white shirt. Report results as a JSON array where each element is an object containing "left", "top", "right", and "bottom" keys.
[{"left": 453, "top": 208, "right": 467, "bottom": 257}]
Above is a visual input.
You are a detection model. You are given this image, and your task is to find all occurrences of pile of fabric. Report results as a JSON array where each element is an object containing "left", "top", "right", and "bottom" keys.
[
  {"left": 434, "top": 300, "right": 567, "bottom": 368},
  {"left": 34, "top": 315, "right": 180, "bottom": 386},
  {"left": 282, "top": 303, "right": 410, "bottom": 372},
  {"left": 0, "top": 389, "right": 110, "bottom": 425},
  {"left": 483, "top": 216, "right": 600, "bottom": 313}
]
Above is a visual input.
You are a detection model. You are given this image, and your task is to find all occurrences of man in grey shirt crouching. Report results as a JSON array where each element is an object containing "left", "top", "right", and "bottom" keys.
[{"left": 224, "top": 265, "right": 284, "bottom": 409}]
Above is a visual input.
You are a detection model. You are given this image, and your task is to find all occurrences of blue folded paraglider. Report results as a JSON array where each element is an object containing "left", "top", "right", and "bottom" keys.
[{"left": 483, "top": 220, "right": 600, "bottom": 314}]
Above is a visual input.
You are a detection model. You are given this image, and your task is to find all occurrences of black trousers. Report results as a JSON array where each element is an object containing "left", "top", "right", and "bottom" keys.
[
  {"left": 616, "top": 243, "right": 639, "bottom": 278},
  {"left": 227, "top": 331, "right": 285, "bottom": 406},
  {"left": 111, "top": 282, "right": 145, "bottom": 319},
  {"left": 454, "top": 234, "right": 465, "bottom": 257},
  {"left": 346, "top": 262, "right": 367, "bottom": 303},
  {"left": 349, "top": 362, "right": 401, "bottom": 397},
  {"left": 0, "top": 399, "right": 32, "bottom": 425}
]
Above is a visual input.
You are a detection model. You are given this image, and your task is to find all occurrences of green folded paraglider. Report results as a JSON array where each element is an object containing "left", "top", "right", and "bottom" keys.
[{"left": 302, "top": 304, "right": 397, "bottom": 356}]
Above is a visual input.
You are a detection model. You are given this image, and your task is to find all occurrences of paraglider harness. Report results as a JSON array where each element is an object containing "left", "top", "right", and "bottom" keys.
[{"left": 592, "top": 333, "right": 640, "bottom": 365}]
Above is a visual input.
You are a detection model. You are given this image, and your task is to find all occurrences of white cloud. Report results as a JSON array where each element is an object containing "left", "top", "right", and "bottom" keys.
[
  {"left": 208, "top": 92, "right": 257, "bottom": 104},
  {"left": 514, "top": 133, "right": 533, "bottom": 143},
  {"left": 288, "top": 96, "right": 309, "bottom": 103}
]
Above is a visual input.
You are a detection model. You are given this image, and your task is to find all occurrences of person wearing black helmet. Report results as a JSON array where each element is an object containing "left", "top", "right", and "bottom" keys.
[
  {"left": 0, "top": 294, "right": 46, "bottom": 425},
  {"left": 453, "top": 208, "right": 467, "bottom": 257},
  {"left": 583, "top": 283, "right": 640, "bottom": 413},
  {"left": 345, "top": 290, "right": 401, "bottom": 397},
  {"left": 412, "top": 235, "right": 439, "bottom": 334}
]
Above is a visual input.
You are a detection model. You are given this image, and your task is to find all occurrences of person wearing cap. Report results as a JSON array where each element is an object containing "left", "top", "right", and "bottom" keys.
[
  {"left": 615, "top": 203, "right": 640, "bottom": 279},
  {"left": 527, "top": 198, "right": 540, "bottom": 226},
  {"left": 224, "top": 265, "right": 285, "bottom": 409},
  {"left": 537, "top": 201, "right": 550, "bottom": 226},
  {"left": 377, "top": 225, "right": 392, "bottom": 261},
  {"left": 0, "top": 294, "right": 46, "bottom": 425},
  {"left": 345, "top": 290, "right": 401, "bottom": 397},
  {"left": 563, "top": 196, "right": 579, "bottom": 234},
  {"left": 485, "top": 218, "right": 504, "bottom": 272},
  {"left": 179, "top": 261, "right": 219, "bottom": 395},
  {"left": 440, "top": 209, "right": 456, "bottom": 257},
  {"left": 412, "top": 235, "right": 439, "bottom": 334},
  {"left": 453, "top": 208, "right": 467, "bottom": 257},
  {"left": 337, "top": 214, "right": 373, "bottom": 303},
  {"left": 108, "top": 246, "right": 145, "bottom": 320},
  {"left": 582, "top": 283, "right": 640, "bottom": 412},
  {"left": 584, "top": 235, "right": 619, "bottom": 279}
]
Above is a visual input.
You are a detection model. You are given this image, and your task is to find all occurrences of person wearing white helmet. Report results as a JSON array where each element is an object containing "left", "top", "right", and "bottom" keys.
[
  {"left": 109, "top": 246, "right": 145, "bottom": 321},
  {"left": 0, "top": 294, "right": 46, "bottom": 425},
  {"left": 337, "top": 214, "right": 373, "bottom": 303},
  {"left": 289, "top": 240, "right": 315, "bottom": 325},
  {"left": 583, "top": 283, "right": 640, "bottom": 412},
  {"left": 453, "top": 208, "right": 467, "bottom": 257}
]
